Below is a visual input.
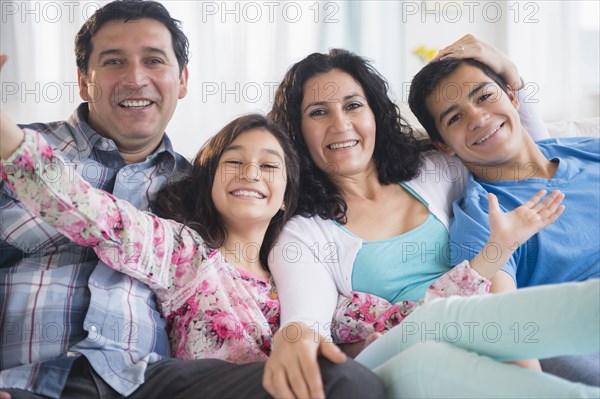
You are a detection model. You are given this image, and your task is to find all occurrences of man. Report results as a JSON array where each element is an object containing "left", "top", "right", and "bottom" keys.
[
  {"left": 408, "top": 56, "right": 600, "bottom": 385},
  {"left": 0, "top": 1, "right": 383, "bottom": 398}
]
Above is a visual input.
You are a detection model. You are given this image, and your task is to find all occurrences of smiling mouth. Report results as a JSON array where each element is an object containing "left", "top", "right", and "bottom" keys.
[
  {"left": 474, "top": 123, "right": 504, "bottom": 145},
  {"left": 231, "top": 190, "right": 265, "bottom": 199},
  {"left": 119, "top": 100, "right": 154, "bottom": 109},
  {"left": 328, "top": 140, "right": 358, "bottom": 150}
]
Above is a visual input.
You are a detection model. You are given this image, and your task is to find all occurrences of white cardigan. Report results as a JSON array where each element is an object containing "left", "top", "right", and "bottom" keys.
[{"left": 269, "top": 92, "right": 548, "bottom": 338}]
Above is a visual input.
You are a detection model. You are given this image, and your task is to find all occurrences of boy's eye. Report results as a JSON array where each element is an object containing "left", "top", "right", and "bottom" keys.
[
  {"left": 478, "top": 93, "right": 493, "bottom": 103},
  {"left": 447, "top": 114, "right": 460, "bottom": 126}
]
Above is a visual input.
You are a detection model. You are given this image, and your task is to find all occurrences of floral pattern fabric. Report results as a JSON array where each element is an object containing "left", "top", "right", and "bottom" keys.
[{"left": 1, "top": 131, "right": 491, "bottom": 362}]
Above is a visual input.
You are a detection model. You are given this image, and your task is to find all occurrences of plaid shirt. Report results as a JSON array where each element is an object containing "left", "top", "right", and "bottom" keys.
[{"left": 0, "top": 103, "right": 190, "bottom": 398}]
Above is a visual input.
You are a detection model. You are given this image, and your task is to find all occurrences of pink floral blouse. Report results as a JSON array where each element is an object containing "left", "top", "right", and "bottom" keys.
[{"left": 1, "top": 131, "right": 491, "bottom": 363}]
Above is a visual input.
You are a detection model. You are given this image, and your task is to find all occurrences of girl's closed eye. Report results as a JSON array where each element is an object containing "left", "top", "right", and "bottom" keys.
[{"left": 260, "top": 163, "right": 280, "bottom": 170}]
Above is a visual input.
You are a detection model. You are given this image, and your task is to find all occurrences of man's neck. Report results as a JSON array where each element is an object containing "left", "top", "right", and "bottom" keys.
[{"left": 469, "top": 136, "right": 558, "bottom": 182}]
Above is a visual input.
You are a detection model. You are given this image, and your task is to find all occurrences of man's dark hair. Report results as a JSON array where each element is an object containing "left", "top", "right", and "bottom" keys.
[
  {"left": 75, "top": 0, "right": 189, "bottom": 75},
  {"left": 408, "top": 58, "right": 508, "bottom": 143}
]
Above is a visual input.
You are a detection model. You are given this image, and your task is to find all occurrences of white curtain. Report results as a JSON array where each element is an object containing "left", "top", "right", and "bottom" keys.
[{"left": 1, "top": 1, "right": 597, "bottom": 158}]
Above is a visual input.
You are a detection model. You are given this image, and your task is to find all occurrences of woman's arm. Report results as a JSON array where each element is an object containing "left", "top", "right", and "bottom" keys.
[{"left": 264, "top": 218, "right": 347, "bottom": 398}]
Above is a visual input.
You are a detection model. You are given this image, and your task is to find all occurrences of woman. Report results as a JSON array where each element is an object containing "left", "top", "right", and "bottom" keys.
[{"left": 263, "top": 36, "right": 600, "bottom": 398}]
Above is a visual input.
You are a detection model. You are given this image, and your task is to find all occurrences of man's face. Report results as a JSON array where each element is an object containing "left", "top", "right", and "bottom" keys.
[
  {"left": 426, "top": 64, "right": 525, "bottom": 169},
  {"left": 78, "top": 18, "right": 188, "bottom": 153}
]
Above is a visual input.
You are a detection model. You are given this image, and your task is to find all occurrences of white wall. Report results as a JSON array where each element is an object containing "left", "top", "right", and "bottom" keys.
[{"left": 1, "top": 1, "right": 598, "bottom": 159}]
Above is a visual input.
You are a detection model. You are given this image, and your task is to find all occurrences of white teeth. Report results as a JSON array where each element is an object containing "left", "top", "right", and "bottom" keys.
[
  {"left": 475, "top": 124, "right": 502, "bottom": 144},
  {"left": 231, "top": 190, "right": 265, "bottom": 199},
  {"left": 120, "top": 100, "right": 152, "bottom": 108},
  {"left": 329, "top": 140, "right": 358, "bottom": 150}
]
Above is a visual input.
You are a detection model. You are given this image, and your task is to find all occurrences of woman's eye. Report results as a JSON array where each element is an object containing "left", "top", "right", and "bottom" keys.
[
  {"left": 308, "top": 109, "right": 326, "bottom": 118},
  {"left": 346, "top": 102, "right": 363, "bottom": 111}
]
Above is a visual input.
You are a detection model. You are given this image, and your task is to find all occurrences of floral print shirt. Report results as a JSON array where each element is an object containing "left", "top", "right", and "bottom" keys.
[{"left": 1, "top": 131, "right": 491, "bottom": 363}]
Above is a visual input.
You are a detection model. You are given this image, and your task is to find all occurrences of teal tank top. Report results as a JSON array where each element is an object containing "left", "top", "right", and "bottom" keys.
[{"left": 347, "top": 183, "right": 451, "bottom": 303}]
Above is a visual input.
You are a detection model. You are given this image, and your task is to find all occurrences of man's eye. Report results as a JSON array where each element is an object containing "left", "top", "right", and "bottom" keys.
[{"left": 147, "top": 58, "right": 164, "bottom": 64}]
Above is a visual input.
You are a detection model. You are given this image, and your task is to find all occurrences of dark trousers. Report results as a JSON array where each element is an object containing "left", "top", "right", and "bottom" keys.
[{"left": 6, "top": 355, "right": 384, "bottom": 398}]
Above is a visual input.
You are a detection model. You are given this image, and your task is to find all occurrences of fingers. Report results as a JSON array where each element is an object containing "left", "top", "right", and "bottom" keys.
[
  {"left": 525, "top": 190, "right": 565, "bottom": 226},
  {"left": 433, "top": 34, "right": 476, "bottom": 62},
  {"left": 263, "top": 362, "right": 295, "bottom": 399},
  {"left": 0, "top": 55, "right": 7, "bottom": 71},
  {"left": 319, "top": 340, "right": 346, "bottom": 364},
  {"left": 487, "top": 192, "right": 500, "bottom": 215},
  {"left": 523, "top": 189, "right": 548, "bottom": 208},
  {"left": 365, "top": 332, "right": 383, "bottom": 347}
]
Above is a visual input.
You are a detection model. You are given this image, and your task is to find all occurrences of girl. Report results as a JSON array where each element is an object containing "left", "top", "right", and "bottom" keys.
[{"left": 0, "top": 112, "right": 299, "bottom": 363}]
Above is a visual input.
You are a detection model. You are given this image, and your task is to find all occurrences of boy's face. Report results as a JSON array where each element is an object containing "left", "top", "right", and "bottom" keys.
[{"left": 426, "top": 64, "right": 524, "bottom": 168}]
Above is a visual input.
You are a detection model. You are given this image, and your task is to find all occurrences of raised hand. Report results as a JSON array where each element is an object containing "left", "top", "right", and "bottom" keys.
[
  {"left": 471, "top": 190, "right": 565, "bottom": 279},
  {"left": 0, "top": 55, "right": 26, "bottom": 160},
  {"left": 433, "top": 34, "right": 523, "bottom": 91}
]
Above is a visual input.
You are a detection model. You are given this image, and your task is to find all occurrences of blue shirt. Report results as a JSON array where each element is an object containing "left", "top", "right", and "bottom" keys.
[
  {"left": 350, "top": 183, "right": 451, "bottom": 303},
  {"left": 0, "top": 104, "right": 190, "bottom": 397},
  {"left": 450, "top": 137, "right": 600, "bottom": 287}
]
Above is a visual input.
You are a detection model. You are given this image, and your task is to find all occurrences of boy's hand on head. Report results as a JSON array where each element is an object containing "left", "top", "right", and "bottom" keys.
[
  {"left": 433, "top": 34, "right": 523, "bottom": 91},
  {"left": 488, "top": 190, "right": 565, "bottom": 254}
]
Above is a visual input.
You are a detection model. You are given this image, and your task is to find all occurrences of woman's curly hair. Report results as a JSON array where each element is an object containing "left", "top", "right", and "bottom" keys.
[
  {"left": 269, "top": 49, "right": 423, "bottom": 224},
  {"left": 152, "top": 114, "right": 299, "bottom": 271}
]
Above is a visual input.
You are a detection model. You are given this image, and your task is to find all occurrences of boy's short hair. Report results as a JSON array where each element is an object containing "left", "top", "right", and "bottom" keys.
[{"left": 408, "top": 58, "right": 509, "bottom": 143}]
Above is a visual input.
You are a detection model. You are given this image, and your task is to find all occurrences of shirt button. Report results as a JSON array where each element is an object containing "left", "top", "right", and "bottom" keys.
[
  {"left": 90, "top": 325, "right": 97, "bottom": 332},
  {"left": 101, "top": 141, "right": 109, "bottom": 150}
]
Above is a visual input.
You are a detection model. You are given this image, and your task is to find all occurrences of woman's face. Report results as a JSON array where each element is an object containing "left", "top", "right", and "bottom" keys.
[{"left": 300, "top": 69, "right": 377, "bottom": 179}]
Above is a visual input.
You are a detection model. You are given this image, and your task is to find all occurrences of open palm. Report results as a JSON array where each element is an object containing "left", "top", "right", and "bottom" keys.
[{"left": 488, "top": 189, "right": 564, "bottom": 253}]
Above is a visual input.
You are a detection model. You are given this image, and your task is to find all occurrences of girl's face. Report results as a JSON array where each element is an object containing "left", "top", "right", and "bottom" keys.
[
  {"left": 211, "top": 128, "right": 287, "bottom": 230},
  {"left": 300, "top": 69, "right": 377, "bottom": 179}
]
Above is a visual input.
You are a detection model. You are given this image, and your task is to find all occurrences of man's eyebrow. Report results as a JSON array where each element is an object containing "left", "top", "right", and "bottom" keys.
[
  {"left": 97, "top": 47, "right": 170, "bottom": 61},
  {"left": 438, "top": 81, "right": 491, "bottom": 124},
  {"left": 302, "top": 93, "right": 364, "bottom": 114}
]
